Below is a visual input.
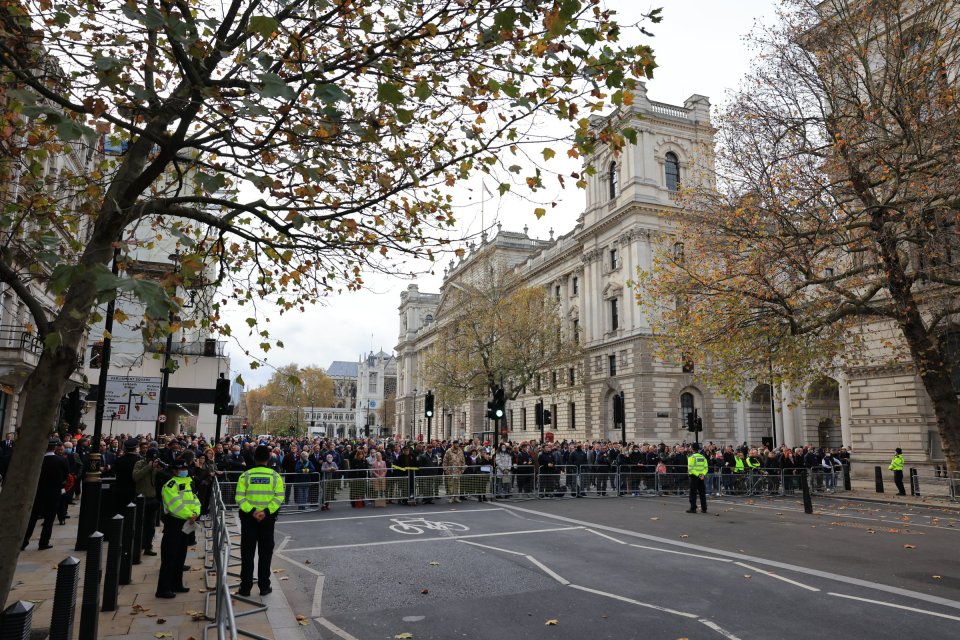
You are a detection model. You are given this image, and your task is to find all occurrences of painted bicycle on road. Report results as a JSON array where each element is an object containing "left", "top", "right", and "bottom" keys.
[{"left": 388, "top": 517, "right": 470, "bottom": 535}]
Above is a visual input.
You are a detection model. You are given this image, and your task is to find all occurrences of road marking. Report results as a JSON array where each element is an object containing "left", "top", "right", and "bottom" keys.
[
  {"left": 585, "top": 528, "right": 627, "bottom": 544},
  {"left": 568, "top": 584, "right": 699, "bottom": 619},
  {"left": 458, "top": 540, "right": 528, "bottom": 556},
  {"left": 312, "top": 575, "right": 324, "bottom": 618},
  {"left": 697, "top": 618, "right": 743, "bottom": 640},
  {"left": 277, "top": 507, "right": 503, "bottom": 524},
  {"left": 315, "top": 617, "right": 362, "bottom": 640},
  {"left": 282, "top": 526, "right": 583, "bottom": 552},
  {"left": 734, "top": 562, "right": 820, "bottom": 592},
  {"left": 275, "top": 551, "right": 322, "bottom": 576},
  {"left": 712, "top": 500, "right": 959, "bottom": 532},
  {"left": 497, "top": 503, "right": 960, "bottom": 612},
  {"left": 277, "top": 534, "right": 291, "bottom": 553},
  {"left": 527, "top": 556, "right": 570, "bottom": 585},
  {"left": 828, "top": 592, "right": 960, "bottom": 622},
  {"left": 630, "top": 543, "right": 732, "bottom": 562}
]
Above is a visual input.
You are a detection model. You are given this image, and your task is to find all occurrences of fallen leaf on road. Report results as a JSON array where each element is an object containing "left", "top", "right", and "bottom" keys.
[
  {"left": 280, "top": 576, "right": 289, "bottom": 580},
  {"left": 421, "top": 588, "right": 429, "bottom": 594},
  {"left": 304, "top": 560, "right": 311, "bottom": 564},
  {"left": 272, "top": 569, "right": 285, "bottom": 573},
  {"left": 680, "top": 534, "right": 689, "bottom": 539},
  {"left": 296, "top": 615, "right": 309, "bottom": 626},
  {"left": 157, "top": 618, "right": 166, "bottom": 624},
  {"left": 743, "top": 575, "right": 752, "bottom": 579},
  {"left": 146, "top": 613, "right": 158, "bottom": 618},
  {"left": 429, "top": 561, "right": 440, "bottom": 566},
  {"left": 933, "top": 575, "right": 942, "bottom": 579},
  {"left": 775, "top": 513, "right": 783, "bottom": 516},
  {"left": 395, "top": 634, "right": 414, "bottom": 639},
  {"left": 650, "top": 517, "right": 659, "bottom": 521},
  {"left": 131, "top": 604, "right": 149, "bottom": 613},
  {"left": 545, "top": 619, "right": 559, "bottom": 626},
  {"left": 867, "top": 529, "right": 876, "bottom": 534},
  {"left": 903, "top": 544, "right": 917, "bottom": 549},
  {"left": 154, "top": 634, "right": 172, "bottom": 639},
  {"left": 186, "top": 610, "right": 203, "bottom": 621}
]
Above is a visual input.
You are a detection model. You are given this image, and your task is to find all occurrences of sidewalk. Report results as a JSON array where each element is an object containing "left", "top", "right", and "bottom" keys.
[
  {"left": 827, "top": 478, "right": 960, "bottom": 512},
  {"left": 9, "top": 504, "right": 301, "bottom": 639}
]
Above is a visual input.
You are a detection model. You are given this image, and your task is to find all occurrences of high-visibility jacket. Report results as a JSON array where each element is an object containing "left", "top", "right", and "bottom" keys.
[
  {"left": 236, "top": 466, "right": 285, "bottom": 514},
  {"left": 734, "top": 457, "right": 745, "bottom": 473},
  {"left": 745, "top": 457, "right": 761, "bottom": 471},
  {"left": 889, "top": 454, "right": 904, "bottom": 472},
  {"left": 687, "top": 453, "right": 708, "bottom": 476},
  {"left": 161, "top": 476, "right": 201, "bottom": 520}
]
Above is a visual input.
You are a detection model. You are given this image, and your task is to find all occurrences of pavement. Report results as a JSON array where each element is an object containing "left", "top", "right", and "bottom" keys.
[
  {"left": 9, "top": 501, "right": 305, "bottom": 640},
  {"left": 272, "top": 491, "right": 960, "bottom": 640}
]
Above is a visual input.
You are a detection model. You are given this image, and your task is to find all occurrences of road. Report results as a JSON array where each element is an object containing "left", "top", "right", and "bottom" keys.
[{"left": 271, "top": 494, "right": 960, "bottom": 639}]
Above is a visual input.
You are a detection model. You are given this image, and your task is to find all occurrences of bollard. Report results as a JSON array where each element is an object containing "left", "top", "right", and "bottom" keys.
[
  {"left": 120, "top": 503, "right": 136, "bottom": 585},
  {"left": 910, "top": 468, "right": 920, "bottom": 496},
  {"left": 801, "top": 469, "right": 813, "bottom": 514},
  {"left": 78, "top": 532, "right": 103, "bottom": 640},
  {"left": 842, "top": 461, "right": 852, "bottom": 491},
  {"left": 49, "top": 556, "right": 81, "bottom": 640},
  {"left": 133, "top": 494, "right": 145, "bottom": 565},
  {"left": 102, "top": 515, "right": 123, "bottom": 612},
  {"left": 874, "top": 465, "right": 884, "bottom": 493},
  {"left": 75, "top": 478, "right": 102, "bottom": 551},
  {"left": 0, "top": 600, "right": 35, "bottom": 640},
  {"left": 98, "top": 482, "right": 114, "bottom": 538}
]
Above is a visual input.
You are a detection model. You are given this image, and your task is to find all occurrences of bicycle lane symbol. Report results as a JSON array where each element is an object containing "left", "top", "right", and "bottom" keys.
[{"left": 388, "top": 517, "right": 471, "bottom": 536}]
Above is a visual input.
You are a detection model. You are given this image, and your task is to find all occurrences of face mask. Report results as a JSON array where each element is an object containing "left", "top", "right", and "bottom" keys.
[
  {"left": 64, "top": 448, "right": 73, "bottom": 453},
  {"left": 177, "top": 470, "right": 189, "bottom": 477}
]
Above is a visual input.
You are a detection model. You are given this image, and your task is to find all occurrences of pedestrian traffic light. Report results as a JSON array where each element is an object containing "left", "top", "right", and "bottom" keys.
[
  {"left": 214, "top": 374, "right": 231, "bottom": 415},
  {"left": 695, "top": 416, "right": 703, "bottom": 433},
  {"left": 543, "top": 408, "right": 551, "bottom": 426},
  {"left": 535, "top": 400, "right": 544, "bottom": 427},
  {"left": 613, "top": 393, "right": 624, "bottom": 425},
  {"left": 686, "top": 411, "right": 696, "bottom": 431},
  {"left": 493, "top": 386, "right": 505, "bottom": 419},
  {"left": 424, "top": 391, "right": 434, "bottom": 418}
]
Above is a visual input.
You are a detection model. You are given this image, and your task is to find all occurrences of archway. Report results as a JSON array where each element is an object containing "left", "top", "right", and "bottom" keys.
[
  {"left": 804, "top": 378, "right": 841, "bottom": 448},
  {"left": 747, "top": 384, "right": 775, "bottom": 447}
]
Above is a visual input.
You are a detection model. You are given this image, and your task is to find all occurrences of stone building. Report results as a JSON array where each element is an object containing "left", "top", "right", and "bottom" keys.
[
  {"left": 395, "top": 84, "right": 950, "bottom": 475},
  {"left": 354, "top": 350, "right": 397, "bottom": 437}
]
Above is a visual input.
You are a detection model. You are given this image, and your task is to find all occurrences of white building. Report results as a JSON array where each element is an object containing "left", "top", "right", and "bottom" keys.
[{"left": 354, "top": 350, "right": 397, "bottom": 436}]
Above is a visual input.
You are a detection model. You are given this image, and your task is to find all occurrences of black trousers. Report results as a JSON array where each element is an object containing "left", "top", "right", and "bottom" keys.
[
  {"left": 142, "top": 498, "right": 160, "bottom": 550},
  {"left": 23, "top": 496, "right": 58, "bottom": 547},
  {"left": 689, "top": 475, "right": 707, "bottom": 511},
  {"left": 239, "top": 510, "right": 277, "bottom": 592},
  {"left": 893, "top": 470, "right": 906, "bottom": 495},
  {"left": 156, "top": 514, "right": 189, "bottom": 594}
]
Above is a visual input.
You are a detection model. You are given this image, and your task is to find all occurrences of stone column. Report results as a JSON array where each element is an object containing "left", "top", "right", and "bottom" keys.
[
  {"left": 838, "top": 374, "right": 853, "bottom": 448},
  {"left": 781, "top": 385, "right": 796, "bottom": 449}
]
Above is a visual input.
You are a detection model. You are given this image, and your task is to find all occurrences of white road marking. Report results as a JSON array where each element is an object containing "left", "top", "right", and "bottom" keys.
[
  {"left": 312, "top": 575, "right": 324, "bottom": 618},
  {"left": 277, "top": 534, "right": 291, "bottom": 553},
  {"left": 283, "top": 526, "right": 583, "bottom": 551},
  {"left": 697, "top": 618, "right": 743, "bottom": 640},
  {"left": 497, "top": 503, "right": 960, "bottom": 612},
  {"left": 828, "top": 592, "right": 960, "bottom": 622},
  {"left": 585, "top": 528, "right": 627, "bottom": 544},
  {"left": 274, "top": 551, "right": 322, "bottom": 576},
  {"left": 278, "top": 507, "right": 503, "bottom": 524},
  {"left": 527, "top": 556, "right": 570, "bottom": 585},
  {"left": 629, "top": 543, "right": 732, "bottom": 563},
  {"left": 458, "top": 540, "right": 528, "bottom": 556},
  {"left": 315, "top": 616, "right": 362, "bottom": 640},
  {"left": 568, "top": 584, "right": 699, "bottom": 619},
  {"left": 734, "top": 562, "right": 820, "bottom": 592}
]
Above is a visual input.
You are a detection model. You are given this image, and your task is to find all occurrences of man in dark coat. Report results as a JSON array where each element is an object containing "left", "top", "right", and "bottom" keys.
[
  {"left": 22, "top": 438, "right": 70, "bottom": 550},
  {"left": 112, "top": 437, "right": 142, "bottom": 515}
]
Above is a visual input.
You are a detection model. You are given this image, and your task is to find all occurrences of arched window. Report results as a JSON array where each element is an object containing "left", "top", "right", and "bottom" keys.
[
  {"left": 608, "top": 161, "right": 619, "bottom": 200},
  {"left": 680, "top": 392, "right": 695, "bottom": 423},
  {"left": 424, "top": 314, "right": 433, "bottom": 324},
  {"left": 665, "top": 152, "right": 680, "bottom": 192}
]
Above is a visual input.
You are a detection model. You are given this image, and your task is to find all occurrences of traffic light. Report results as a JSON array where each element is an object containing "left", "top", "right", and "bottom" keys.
[
  {"left": 686, "top": 411, "right": 695, "bottom": 431},
  {"left": 424, "top": 391, "right": 434, "bottom": 418},
  {"left": 214, "top": 375, "right": 231, "bottom": 415},
  {"left": 63, "top": 387, "right": 82, "bottom": 430},
  {"left": 613, "top": 393, "right": 624, "bottom": 425},
  {"left": 493, "top": 386, "right": 505, "bottom": 419},
  {"left": 543, "top": 408, "right": 552, "bottom": 426},
  {"left": 695, "top": 416, "right": 703, "bottom": 433},
  {"left": 535, "top": 400, "right": 544, "bottom": 427}
]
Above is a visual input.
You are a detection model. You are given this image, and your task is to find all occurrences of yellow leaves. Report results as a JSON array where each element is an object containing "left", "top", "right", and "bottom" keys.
[
  {"left": 534, "top": 207, "right": 546, "bottom": 219},
  {"left": 545, "top": 619, "right": 559, "bottom": 626},
  {"left": 542, "top": 148, "right": 556, "bottom": 161},
  {"left": 296, "top": 615, "right": 310, "bottom": 625},
  {"left": 395, "top": 634, "right": 415, "bottom": 639},
  {"left": 154, "top": 634, "right": 172, "bottom": 639},
  {"left": 902, "top": 544, "right": 917, "bottom": 549}
]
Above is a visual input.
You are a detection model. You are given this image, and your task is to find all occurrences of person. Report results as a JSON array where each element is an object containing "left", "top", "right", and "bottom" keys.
[
  {"left": 235, "top": 445, "right": 285, "bottom": 597},
  {"left": 320, "top": 454, "right": 338, "bottom": 510},
  {"left": 156, "top": 456, "right": 200, "bottom": 598},
  {"left": 889, "top": 447, "right": 906, "bottom": 495},
  {"left": 113, "top": 438, "right": 141, "bottom": 516},
  {"left": 442, "top": 440, "right": 465, "bottom": 503},
  {"left": 22, "top": 438, "right": 69, "bottom": 550},
  {"left": 686, "top": 443, "right": 708, "bottom": 514},
  {"left": 133, "top": 447, "right": 161, "bottom": 555}
]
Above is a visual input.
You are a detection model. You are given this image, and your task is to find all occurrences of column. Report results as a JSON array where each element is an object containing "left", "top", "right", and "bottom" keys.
[
  {"left": 781, "top": 385, "right": 796, "bottom": 449},
  {"left": 736, "top": 398, "right": 748, "bottom": 444},
  {"left": 838, "top": 375, "right": 852, "bottom": 448},
  {"left": 774, "top": 386, "right": 785, "bottom": 448}
]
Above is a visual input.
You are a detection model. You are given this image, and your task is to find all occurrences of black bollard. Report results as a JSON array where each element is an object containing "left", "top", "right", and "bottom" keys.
[
  {"left": 98, "top": 481, "right": 114, "bottom": 538},
  {"left": 910, "top": 468, "right": 920, "bottom": 496},
  {"left": 842, "top": 461, "right": 852, "bottom": 491},
  {"left": 801, "top": 469, "right": 813, "bottom": 514},
  {"left": 0, "top": 600, "right": 35, "bottom": 640},
  {"left": 133, "top": 494, "right": 145, "bottom": 565},
  {"left": 120, "top": 503, "right": 136, "bottom": 585},
  {"left": 49, "top": 557, "right": 81, "bottom": 640},
  {"left": 102, "top": 514, "right": 123, "bottom": 612},
  {"left": 75, "top": 478, "right": 102, "bottom": 551},
  {"left": 874, "top": 466, "right": 884, "bottom": 493},
  {"left": 79, "top": 532, "right": 103, "bottom": 640}
]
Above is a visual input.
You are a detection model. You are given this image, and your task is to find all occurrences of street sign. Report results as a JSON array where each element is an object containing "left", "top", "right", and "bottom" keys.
[
  {"left": 105, "top": 375, "right": 161, "bottom": 421},
  {"left": 158, "top": 414, "right": 167, "bottom": 423}
]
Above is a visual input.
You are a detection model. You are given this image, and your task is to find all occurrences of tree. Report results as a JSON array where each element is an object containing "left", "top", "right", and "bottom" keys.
[
  {"left": 422, "top": 261, "right": 580, "bottom": 407},
  {"left": 636, "top": 0, "right": 960, "bottom": 471},
  {"left": 242, "top": 363, "right": 334, "bottom": 433},
  {"left": 0, "top": 0, "right": 660, "bottom": 605}
]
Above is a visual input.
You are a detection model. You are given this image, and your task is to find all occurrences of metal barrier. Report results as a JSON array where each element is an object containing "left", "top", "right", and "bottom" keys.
[
  {"left": 220, "top": 472, "right": 321, "bottom": 513},
  {"left": 909, "top": 469, "right": 960, "bottom": 501}
]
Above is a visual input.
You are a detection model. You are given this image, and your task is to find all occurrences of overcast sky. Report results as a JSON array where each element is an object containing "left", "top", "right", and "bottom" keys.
[{"left": 227, "top": 0, "right": 780, "bottom": 389}]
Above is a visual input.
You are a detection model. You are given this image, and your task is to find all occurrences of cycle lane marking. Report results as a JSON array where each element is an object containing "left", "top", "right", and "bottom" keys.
[{"left": 282, "top": 525, "right": 583, "bottom": 552}]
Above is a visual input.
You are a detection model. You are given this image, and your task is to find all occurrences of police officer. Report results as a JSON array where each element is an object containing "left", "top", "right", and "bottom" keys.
[
  {"left": 686, "top": 443, "right": 708, "bottom": 514},
  {"left": 155, "top": 456, "right": 200, "bottom": 598},
  {"left": 235, "top": 445, "right": 285, "bottom": 597},
  {"left": 22, "top": 438, "right": 69, "bottom": 550},
  {"left": 889, "top": 447, "right": 906, "bottom": 496}
]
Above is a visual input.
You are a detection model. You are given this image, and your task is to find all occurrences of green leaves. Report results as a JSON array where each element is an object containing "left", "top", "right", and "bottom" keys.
[
  {"left": 314, "top": 83, "right": 350, "bottom": 105},
  {"left": 377, "top": 82, "right": 406, "bottom": 106},
  {"left": 256, "top": 73, "right": 295, "bottom": 100},
  {"left": 248, "top": 15, "right": 279, "bottom": 39}
]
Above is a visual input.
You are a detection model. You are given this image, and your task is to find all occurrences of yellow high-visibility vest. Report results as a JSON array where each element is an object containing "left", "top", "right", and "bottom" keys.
[
  {"left": 687, "top": 453, "right": 708, "bottom": 476},
  {"left": 161, "top": 476, "right": 201, "bottom": 520},
  {"left": 236, "top": 466, "right": 285, "bottom": 514}
]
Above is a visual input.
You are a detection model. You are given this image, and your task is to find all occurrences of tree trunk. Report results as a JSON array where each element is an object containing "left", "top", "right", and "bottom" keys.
[{"left": 0, "top": 349, "right": 76, "bottom": 609}]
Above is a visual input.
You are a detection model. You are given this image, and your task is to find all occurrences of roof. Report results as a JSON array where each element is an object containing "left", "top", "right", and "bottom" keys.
[
  {"left": 365, "top": 350, "right": 393, "bottom": 366},
  {"left": 326, "top": 361, "right": 359, "bottom": 378}
]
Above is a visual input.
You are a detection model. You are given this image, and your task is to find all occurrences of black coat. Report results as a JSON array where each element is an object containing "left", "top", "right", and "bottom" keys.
[{"left": 35, "top": 454, "right": 69, "bottom": 502}]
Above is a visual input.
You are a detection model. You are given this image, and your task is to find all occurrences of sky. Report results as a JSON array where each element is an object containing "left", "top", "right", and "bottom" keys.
[{"left": 227, "top": 0, "right": 781, "bottom": 389}]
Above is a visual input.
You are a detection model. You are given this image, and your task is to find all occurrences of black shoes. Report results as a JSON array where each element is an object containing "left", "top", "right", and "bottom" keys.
[
  {"left": 701, "top": 510, "right": 708, "bottom": 513},
  {"left": 686, "top": 508, "right": 697, "bottom": 513},
  {"left": 38, "top": 544, "right": 54, "bottom": 550},
  {"left": 259, "top": 587, "right": 272, "bottom": 596},
  {"left": 155, "top": 592, "right": 176, "bottom": 599},
  {"left": 143, "top": 549, "right": 157, "bottom": 556},
  {"left": 172, "top": 587, "right": 190, "bottom": 593}
]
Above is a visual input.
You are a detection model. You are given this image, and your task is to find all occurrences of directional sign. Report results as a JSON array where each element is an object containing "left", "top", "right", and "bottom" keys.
[{"left": 104, "top": 375, "right": 161, "bottom": 421}]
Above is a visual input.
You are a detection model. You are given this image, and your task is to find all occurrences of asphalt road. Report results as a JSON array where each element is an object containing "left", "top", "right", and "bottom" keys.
[{"left": 271, "top": 495, "right": 960, "bottom": 640}]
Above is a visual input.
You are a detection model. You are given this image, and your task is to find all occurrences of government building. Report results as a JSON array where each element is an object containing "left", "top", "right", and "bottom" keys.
[{"left": 395, "top": 84, "right": 949, "bottom": 477}]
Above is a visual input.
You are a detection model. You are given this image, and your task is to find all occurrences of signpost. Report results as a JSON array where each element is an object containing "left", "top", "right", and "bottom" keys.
[{"left": 104, "top": 376, "right": 161, "bottom": 422}]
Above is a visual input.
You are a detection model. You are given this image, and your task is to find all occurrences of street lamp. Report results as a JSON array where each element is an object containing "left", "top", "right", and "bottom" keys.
[{"left": 155, "top": 250, "right": 183, "bottom": 439}]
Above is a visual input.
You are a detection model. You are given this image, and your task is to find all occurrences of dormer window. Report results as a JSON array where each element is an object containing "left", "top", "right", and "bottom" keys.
[
  {"left": 608, "top": 161, "right": 619, "bottom": 200},
  {"left": 665, "top": 152, "right": 680, "bottom": 192}
]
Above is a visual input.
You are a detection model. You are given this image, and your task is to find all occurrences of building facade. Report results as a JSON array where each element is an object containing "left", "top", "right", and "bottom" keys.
[{"left": 355, "top": 350, "right": 397, "bottom": 436}]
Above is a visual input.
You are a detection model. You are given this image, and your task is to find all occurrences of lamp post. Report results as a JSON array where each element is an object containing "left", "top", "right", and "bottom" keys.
[
  {"left": 155, "top": 251, "right": 183, "bottom": 440},
  {"left": 75, "top": 247, "right": 120, "bottom": 551}
]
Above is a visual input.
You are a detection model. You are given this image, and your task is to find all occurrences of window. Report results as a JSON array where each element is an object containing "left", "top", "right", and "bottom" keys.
[
  {"left": 551, "top": 370, "right": 557, "bottom": 388},
  {"left": 550, "top": 404, "right": 557, "bottom": 429},
  {"left": 521, "top": 407, "right": 527, "bottom": 431},
  {"left": 611, "top": 298, "right": 619, "bottom": 331},
  {"left": 572, "top": 277, "right": 579, "bottom": 295},
  {"left": 608, "top": 354, "right": 617, "bottom": 376},
  {"left": 424, "top": 314, "right": 433, "bottom": 324},
  {"left": 572, "top": 319, "right": 580, "bottom": 344},
  {"left": 368, "top": 372, "right": 378, "bottom": 393},
  {"left": 609, "top": 161, "right": 619, "bottom": 199},
  {"left": 610, "top": 248, "right": 619, "bottom": 270},
  {"left": 665, "top": 152, "right": 680, "bottom": 192},
  {"left": 569, "top": 402, "right": 576, "bottom": 430},
  {"left": 680, "top": 392, "right": 695, "bottom": 423},
  {"left": 509, "top": 409, "right": 514, "bottom": 430},
  {"left": 824, "top": 267, "right": 834, "bottom": 278},
  {"left": 555, "top": 285, "right": 561, "bottom": 300},
  {"left": 672, "top": 241, "right": 684, "bottom": 263},
  {"left": 943, "top": 331, "right": 960, "bottom": 393},
  {"left": 569, "top": 367, "right": 575, "bottom": 385},
  {"left": 536, "top": 375, "right": 542, "bottom": 391}
]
